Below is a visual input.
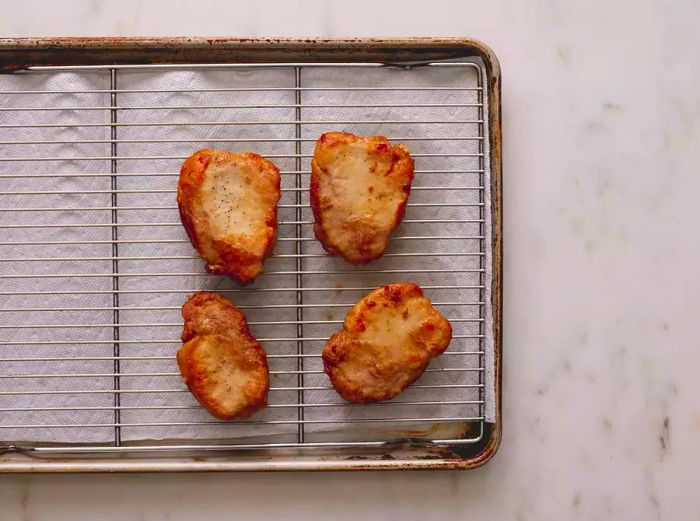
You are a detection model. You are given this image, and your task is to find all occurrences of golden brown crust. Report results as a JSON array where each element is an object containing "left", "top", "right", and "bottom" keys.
[
  {"left": 322, "top": 283, "right": 452, "bottom": 403},
  {"left": 310, "top": 132, "right": 415, "bottom": 264},
  {"left": 177, "top": 291, "right": 269, "bottom": 420},
  {"left": 177, "top": 149, "right": 281, "bottom": 284}
]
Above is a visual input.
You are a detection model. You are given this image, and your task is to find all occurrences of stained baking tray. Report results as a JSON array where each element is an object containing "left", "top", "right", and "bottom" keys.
[{"left": 0, "top": 38, "right": 502, "bottom": 472}]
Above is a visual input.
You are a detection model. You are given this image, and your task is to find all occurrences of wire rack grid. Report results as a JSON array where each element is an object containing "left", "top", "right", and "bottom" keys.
[{"left": 0, "top": 60, "right": 489, "bottom": 454}]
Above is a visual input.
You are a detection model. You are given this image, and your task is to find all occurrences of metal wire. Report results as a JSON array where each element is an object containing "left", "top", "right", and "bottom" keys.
[
  {"left": 0, "top": 152, "right": 481, "bottom": 161},
  {"left": 0, "top": 399, "right": 484, "bottom": 412},
  {"left": 0, "top": 102, "right": 483, "bottom": 111},
  {"left": 0, "top": 119, "right": 483, "bottom": 129},
  {"left": 0, "top": 86, "right": 481, "bottom": 94},
  {"left": 0, "top": 169, "right": 484, "bottom": 180},
  {"left": 0, "top": 202, "right": 483, "bottom": 211},
  {"left": 0, "top": 382, "right": 484, "bottom": 395},
  {"left": 0, "top": 136, "right": 483, "bottom": 145},
  {"left": 110, "top": 68, "right": 122, "bottom": 446},
  {"left": 0, "top": 60, "right": 488, "bottom": 452},
  {"left": 0, "top": 348, "right": 484, "bottom": 359}
]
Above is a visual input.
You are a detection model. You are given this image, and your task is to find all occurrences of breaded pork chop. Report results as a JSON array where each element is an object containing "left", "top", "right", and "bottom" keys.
[
  {"left": 322, "top": 283, "right": 452, "bottom": 403},
  {"left": 310, "top": 132, "right": 415, "bottom": 264},
  {"left": 177, "top": 149, "right": 280, "bottom": 283},
  {"left": 177, "top": 291, "right": 269, "bottom": 420}
]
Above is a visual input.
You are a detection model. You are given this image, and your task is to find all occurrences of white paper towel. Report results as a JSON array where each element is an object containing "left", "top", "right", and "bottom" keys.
[{"left": 0, "top": 63, "right": 494, "bottom": 445}]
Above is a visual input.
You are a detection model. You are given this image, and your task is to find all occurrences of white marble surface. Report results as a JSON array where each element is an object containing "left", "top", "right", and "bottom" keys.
[{"left": 1, "top": 0, "right": 699, "bottom": 519}]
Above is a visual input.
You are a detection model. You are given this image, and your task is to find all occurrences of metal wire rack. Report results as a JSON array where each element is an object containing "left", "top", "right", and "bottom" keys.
[{"left": 0, "top": 59, "right": 490, "bottom": 454}]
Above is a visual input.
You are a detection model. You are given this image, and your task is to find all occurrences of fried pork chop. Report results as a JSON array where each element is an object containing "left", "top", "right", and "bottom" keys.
[{"left": 322, "top": 283, "right": 452, "bottom": 403}]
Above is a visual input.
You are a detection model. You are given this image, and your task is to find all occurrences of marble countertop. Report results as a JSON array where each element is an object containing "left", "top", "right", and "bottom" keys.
[{"left": 1, "top": 0, "right": 699, "bottom": 519}]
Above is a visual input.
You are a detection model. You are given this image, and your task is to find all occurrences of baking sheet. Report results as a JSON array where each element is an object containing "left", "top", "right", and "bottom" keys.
[{"left": 0, "top": 63, "right": 494, "bottom": 445}]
